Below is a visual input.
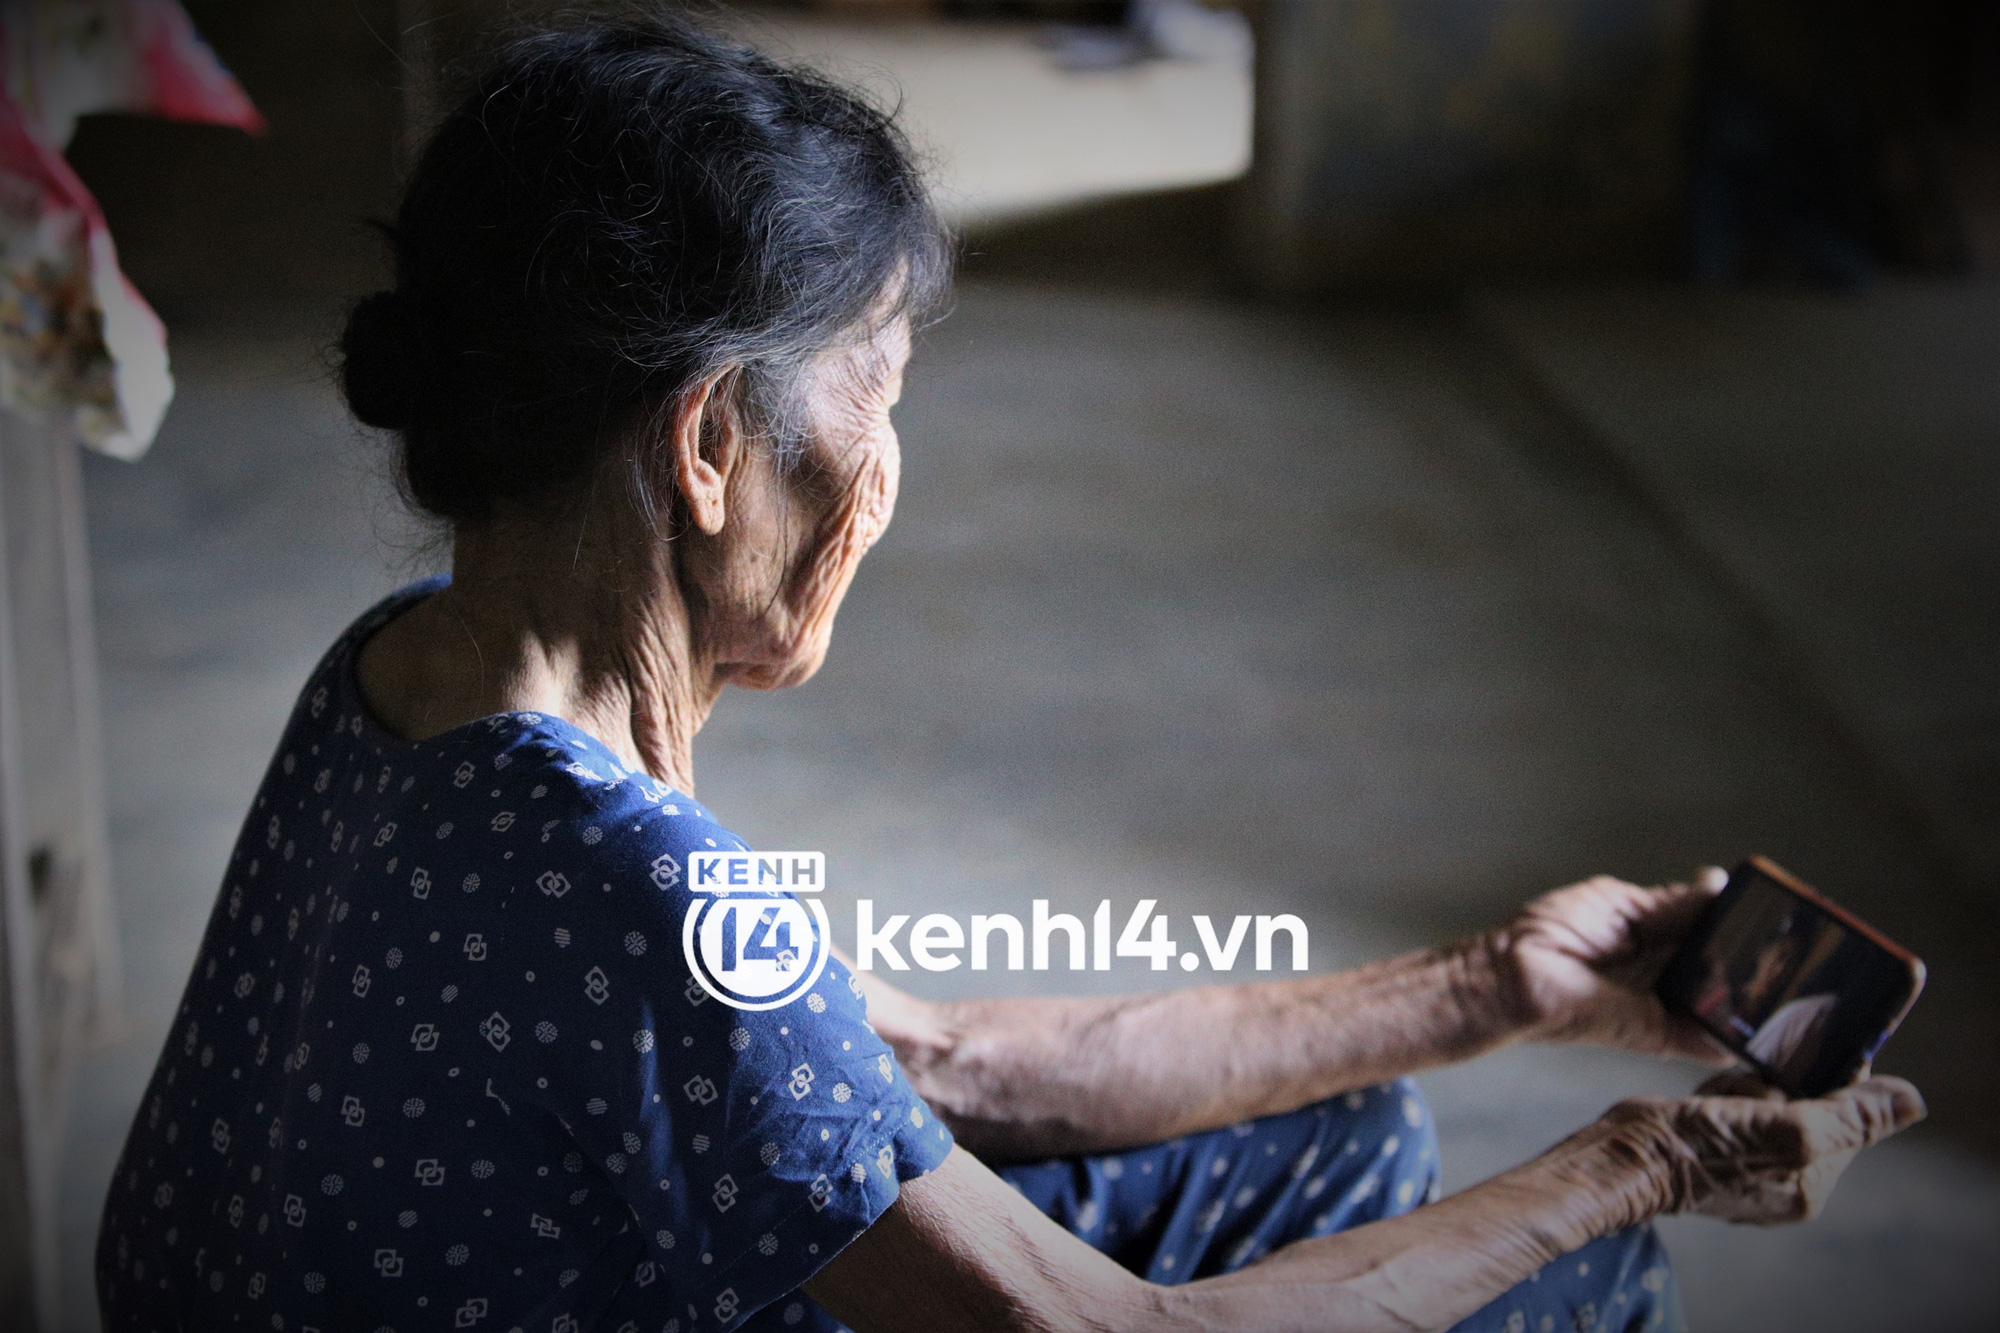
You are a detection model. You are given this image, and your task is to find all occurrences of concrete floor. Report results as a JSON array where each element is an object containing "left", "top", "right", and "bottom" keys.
[
  {"left": 50, "top": 277, "right": 2000, "bottom": 1331},
  {"left": 724, "top": 12, "right": 1252, "bottom": 227}
]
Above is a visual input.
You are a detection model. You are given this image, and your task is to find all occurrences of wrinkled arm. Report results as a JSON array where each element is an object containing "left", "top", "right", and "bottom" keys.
[
  {"left": 807, "top": 1136, "right": 1620, "bottom": 1333},
  {"left": 807, "top": 1078, "right": 1923, "bottom": 1333},
  {"left": 856, "top": 875, "right": 1725, "bottom": 1161},
  {"left": 859, "top": 938, "right": 1520, "bottom": 1161}
]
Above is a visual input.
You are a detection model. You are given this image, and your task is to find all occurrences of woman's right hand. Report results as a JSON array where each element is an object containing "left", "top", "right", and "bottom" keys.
[{"left": 1596, "top": 1071, "right": 1926, "bottom": 1225}]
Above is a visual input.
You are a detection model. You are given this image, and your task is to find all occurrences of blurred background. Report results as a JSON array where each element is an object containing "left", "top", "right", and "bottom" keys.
[{"left": 13, "top": 0, "right": 2000, "bottom": 1327}]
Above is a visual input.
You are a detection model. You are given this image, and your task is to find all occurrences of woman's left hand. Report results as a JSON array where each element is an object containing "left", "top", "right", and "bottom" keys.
[{"left": 1493, "top": 869, "right": 1735, "bottom": 1063}]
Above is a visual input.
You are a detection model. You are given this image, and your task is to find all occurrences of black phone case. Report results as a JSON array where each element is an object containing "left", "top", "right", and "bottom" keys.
[{"left": 1656, "top": 857, "right": 1925, "bottom": 1098}]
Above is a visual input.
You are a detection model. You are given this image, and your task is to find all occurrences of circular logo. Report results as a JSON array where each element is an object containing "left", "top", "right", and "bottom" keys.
[{"left": 682, "top": 892, "right": 830, "bottom": 1011}]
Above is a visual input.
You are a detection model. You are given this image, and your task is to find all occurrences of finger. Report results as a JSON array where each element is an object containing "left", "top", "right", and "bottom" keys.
[
  {"left": 1796, "top": 1076, "right": 1926, "bottom": 1159},
  {"left": 1796, "top": 1147, "right": 1860, "bottom": 1221},
  {"left": 1631, "top": 877, "right": 1724, "bottom": 954},
  {"left": 1695, "top": 865, "right": 1729, "bottom": 894},
  {"left": 1692, "top": 1169, "right": 1805, "bottom": 1226}
]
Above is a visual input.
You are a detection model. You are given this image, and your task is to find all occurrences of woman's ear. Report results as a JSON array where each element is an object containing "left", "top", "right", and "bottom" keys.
[{"left": 669, "top": 369, "right": 745, "bottom": 535}]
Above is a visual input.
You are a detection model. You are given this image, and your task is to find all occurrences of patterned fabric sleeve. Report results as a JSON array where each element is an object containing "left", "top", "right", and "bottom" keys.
[
  {"left": 95, "top": 587, "right": 952, "bottom": 1333},
  {"left": 469, "top": 730, "right": 954, "bottom": 1331}
]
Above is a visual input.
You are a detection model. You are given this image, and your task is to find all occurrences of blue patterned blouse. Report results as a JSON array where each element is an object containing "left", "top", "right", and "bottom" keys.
[{"left": 98, "top": 579, "right": 952, "bottom": 1333}]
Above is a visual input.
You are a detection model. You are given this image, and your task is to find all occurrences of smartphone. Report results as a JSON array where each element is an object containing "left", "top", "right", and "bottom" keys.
[{"left": 1655, "top": 856, "right": 1925, "bottom": 1098}]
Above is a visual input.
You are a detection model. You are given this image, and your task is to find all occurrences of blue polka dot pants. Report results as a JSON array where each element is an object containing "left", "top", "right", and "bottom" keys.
[{"left": 747, "top": 1079, "right": 1686, "bottom": 1333}]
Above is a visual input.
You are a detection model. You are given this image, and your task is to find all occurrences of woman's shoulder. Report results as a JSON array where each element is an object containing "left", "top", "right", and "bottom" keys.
[
  {"left": 290, "top": 576, "right": 750, "bottom": 867},
  {"left": 354, "top": 704, "right": 748, "bottom": 911},
  {"left": 446, "top": 708, "right": 748, "bottom": 879},
  {"left": 246, "top": 581, "right": 751, "bottom": 922}
]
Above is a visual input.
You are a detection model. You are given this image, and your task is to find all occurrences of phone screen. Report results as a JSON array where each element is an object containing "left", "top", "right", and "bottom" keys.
[{"left": 1658, "top": 859, "right": 1924, "bottom": 1097}]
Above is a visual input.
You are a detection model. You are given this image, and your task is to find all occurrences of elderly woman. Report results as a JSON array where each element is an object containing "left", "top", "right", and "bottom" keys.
[{"left": 98, "top": 17, "right": 1921, "bottom": 1333}]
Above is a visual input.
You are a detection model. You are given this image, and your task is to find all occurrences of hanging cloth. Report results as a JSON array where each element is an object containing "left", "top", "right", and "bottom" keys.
[{"left": 0, "top": 0, "right": 261, "bottom": 459}]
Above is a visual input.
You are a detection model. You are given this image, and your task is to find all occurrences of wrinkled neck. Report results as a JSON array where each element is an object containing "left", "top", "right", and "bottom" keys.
[
  {"left": 459, "top": 510, "right": 719, "bottom": 792},
  {"left": 360, "top": 507, "right": 719, "bottom": 795}
]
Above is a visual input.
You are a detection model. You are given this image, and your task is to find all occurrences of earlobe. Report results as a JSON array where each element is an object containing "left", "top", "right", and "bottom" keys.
[{"left": 672, "top": 370, "right": 735, "bottom": 535}]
